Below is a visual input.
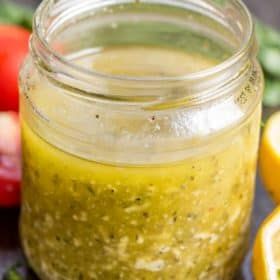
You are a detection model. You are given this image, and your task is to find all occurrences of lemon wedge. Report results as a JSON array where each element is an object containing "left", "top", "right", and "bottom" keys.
[
  {"left": 260, "top": 112, "right": 280, "bottom": 203},
  {"left": 253, "top": 206, "right": 280, "bottom": 280}
]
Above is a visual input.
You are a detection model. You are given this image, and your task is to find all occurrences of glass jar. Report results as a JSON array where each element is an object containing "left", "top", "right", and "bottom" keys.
[{"left": 19, "top": 0, "right": 263, "bottom": 279}]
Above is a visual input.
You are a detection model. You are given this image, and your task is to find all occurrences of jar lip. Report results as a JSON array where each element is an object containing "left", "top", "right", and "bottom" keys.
[{"left": 33, "top": 0, "right": 254, "bottom": 83}]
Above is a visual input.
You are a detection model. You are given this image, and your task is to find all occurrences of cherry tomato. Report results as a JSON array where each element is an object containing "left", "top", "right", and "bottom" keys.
[
  {"left": 0, "top": 112, "right": 21, "bottom": 207},
  {"left": 0, "top": 25, "right": 30, "bottom": 111}
]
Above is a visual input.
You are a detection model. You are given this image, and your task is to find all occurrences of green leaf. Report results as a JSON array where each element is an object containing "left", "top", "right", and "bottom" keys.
[
  {"left": 0, "top": 1, "right": 33, "bottom": 30},
  {"left": 255, "top": 20, "right": 280, "bottom": 107},
  {"left": 255, "top": 20, "right": 280, "bottom": 49},
  {"left": 259, "top": 47, "right": 280, "bottom": 78},
  {"left": 3, "top": 263, "right": 24, "bottom": 280},
  {"left": 263, "top": 78, "right": 280, "bottom": 107},
  {"left": 3, "top": 270, "right": 23, "bottom": 280}
]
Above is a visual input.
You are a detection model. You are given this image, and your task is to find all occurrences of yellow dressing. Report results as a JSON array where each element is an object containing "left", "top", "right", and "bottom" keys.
[{"left": 20, "top": 46, "right": 261, "bottom": 280}]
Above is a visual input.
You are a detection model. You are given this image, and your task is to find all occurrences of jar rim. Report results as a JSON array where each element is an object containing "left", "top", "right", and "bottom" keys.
[{"left": 33, "top": 0, "right": 255, "bottom": 84}]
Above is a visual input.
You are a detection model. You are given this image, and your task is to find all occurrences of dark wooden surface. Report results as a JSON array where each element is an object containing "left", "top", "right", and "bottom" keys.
[{"left": 0, "top": 0, "right": 278, "bottom": 279}]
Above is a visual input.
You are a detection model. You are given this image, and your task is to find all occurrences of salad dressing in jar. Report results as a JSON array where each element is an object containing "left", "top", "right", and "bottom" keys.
[{"left": 19, "top": 0, "right": 263, "bottom": 279}]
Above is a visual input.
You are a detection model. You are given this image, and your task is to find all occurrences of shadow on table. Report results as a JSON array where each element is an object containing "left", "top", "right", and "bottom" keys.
[
  {"left": 0, "top": 207, "right": 38, "bottom": 279},
  {"left": 0, "top": 208, "right": 20, "bottom": 250}
]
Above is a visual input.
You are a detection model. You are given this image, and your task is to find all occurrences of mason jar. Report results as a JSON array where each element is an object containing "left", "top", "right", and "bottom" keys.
[{"left": 19, "top": 0, "right": 263, "bottom": 279}]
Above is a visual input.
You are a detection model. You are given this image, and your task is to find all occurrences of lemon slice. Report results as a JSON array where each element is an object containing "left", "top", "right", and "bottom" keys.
[
  {"left": 253, "top": 206, "right": 280, "bottom": 280},
  {"left": 260, "top": 112, "right": 280, "bottom": 203}
]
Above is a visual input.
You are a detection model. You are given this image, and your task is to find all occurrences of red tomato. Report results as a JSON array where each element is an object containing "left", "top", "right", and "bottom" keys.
[
  {"left": 0, "top": 25, "right": 31, "bottom": 111},
  {"left": 0, "top": 112, "right": 21, "bottom": 207}
]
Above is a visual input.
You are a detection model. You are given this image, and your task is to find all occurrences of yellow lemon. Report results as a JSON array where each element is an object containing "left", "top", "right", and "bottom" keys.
[
  {"left": 252, "top": 206, "right": 280, "bottom": 280},
  {"left": 260, "top": 112, "right": 280, "bottom": 203}
]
